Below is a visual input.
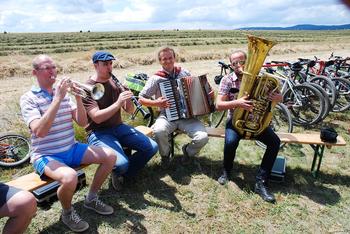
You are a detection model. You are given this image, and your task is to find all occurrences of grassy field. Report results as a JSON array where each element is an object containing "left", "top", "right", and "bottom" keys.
[{"left": 0, "top": 30, "right": 350, "bottom": 233}]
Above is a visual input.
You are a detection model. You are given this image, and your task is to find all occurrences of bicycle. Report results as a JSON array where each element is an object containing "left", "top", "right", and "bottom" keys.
[
  {"left": 263, "top": 64, "right": 325, "bottom": 127},
  {"left": 0, "top": 132, "right": 31, "bottom": 167},
  {"left": 270, "top": 59, "right": 334, "bottom": 121},
  {"left": 205, "top": 61, "right": 231, "bottom": 128},
  {"left": 307, "top": 55, "right": 350, "bottom": 112},
  {"left": 121, "top": 73, "right": 154, "bottom": 127}
]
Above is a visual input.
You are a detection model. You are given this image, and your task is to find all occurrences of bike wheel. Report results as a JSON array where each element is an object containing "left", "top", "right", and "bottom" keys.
[
  {"left": 0, "top": 133, "right": 31, "bottom": 167},
  {"left": 332, "top": 77, "right": 350, "bottom": 112},
  {"left": 283, "top": 83, "right": 325, "bottom": 126},
  {"left": 208, "top": 110, "right": 226, "bottom": 128},
  {"left": 307, "top": 82, "right": 330, "bottom": 121},
  {"left": 255, "top": 103, "right": 293, "bottom": 149},
  {"left": 309, "top": 75, "right": 337, "bottom": 109},
  {"left": 122, "top": 105, "right": 154, "bottom": 127}
]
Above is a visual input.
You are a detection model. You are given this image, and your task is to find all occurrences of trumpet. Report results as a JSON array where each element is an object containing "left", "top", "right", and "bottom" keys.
[
  {"left": 53, "top": 77, "right": 105, "bottom": 100},
  {"left": 110, "top": 73, "right": 151, "bottom": 119}
]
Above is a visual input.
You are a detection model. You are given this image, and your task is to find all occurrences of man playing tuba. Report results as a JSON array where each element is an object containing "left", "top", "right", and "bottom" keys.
[{"left": 215, "top": 50, "right": 282, "bottom": 203}]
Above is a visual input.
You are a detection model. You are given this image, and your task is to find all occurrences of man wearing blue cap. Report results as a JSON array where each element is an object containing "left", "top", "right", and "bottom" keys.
[{"left": 83, "top": 51, "right": 158, "bottom": 191}]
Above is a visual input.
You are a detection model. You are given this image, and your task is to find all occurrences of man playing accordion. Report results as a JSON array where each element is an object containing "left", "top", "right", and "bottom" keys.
[{"left": 139, "top": 47, "right": 209, "bottom": 167}]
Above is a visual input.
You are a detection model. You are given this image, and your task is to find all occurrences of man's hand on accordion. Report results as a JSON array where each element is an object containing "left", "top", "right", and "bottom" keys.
[{"left": 156, "top": 97, "right": 171, "bottom": 108}]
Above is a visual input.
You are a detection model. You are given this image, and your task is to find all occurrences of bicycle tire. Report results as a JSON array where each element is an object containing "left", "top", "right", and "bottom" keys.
[
  {"left": 332, "top": 77, "right": 350, "bottom": 112},
  {"left": 0, "top": 133, "right": 31, "bottom": 167},
  {"left": 209, "top": 110, "right": 226, "bottom": 128},
  {"left": 255, "top": 103, "right": 293, "bottom": 149},
  {"left": 309, "top": 75, "right": 337, "bottom": 109},
  {"left": 283, "top": 83, "right": 325, "bottom": 126},
  {"left": 122, "top": 96, "right": 154, "bottom": 127},
  {"left": 122, "top": 106, "right": 154, "bottom": 127},
  {"left": 307, "top": 82, "right": 330, "bottom": 121}
]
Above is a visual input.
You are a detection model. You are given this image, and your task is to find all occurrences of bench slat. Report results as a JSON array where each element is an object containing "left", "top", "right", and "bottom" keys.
[
  {"left": 6, "top": 173, "right": 52, "bottom": 191},
  {"left": 205, "top": 127, "right": 346, "bottom": 146},
  {"left": 276, "top": 132, "right": 346, "bottom": 146}
]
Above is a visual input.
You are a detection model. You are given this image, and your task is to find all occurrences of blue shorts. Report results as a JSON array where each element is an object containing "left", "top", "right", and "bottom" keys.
[
  {"left": 0, "top": 183, "right": 21, "bottom": 208},
  {"left": 33, "top": 143, "right": 88, "bottom": 176}
]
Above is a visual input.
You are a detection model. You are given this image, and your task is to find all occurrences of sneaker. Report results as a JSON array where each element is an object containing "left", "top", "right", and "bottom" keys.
[
  {"left": 84, "top": 197, "right": 114, "bottom": 215},
  {"left": 218, "top": 171, "right": 229, "bottom": 185},
  {"left": 111, "top": 172, "right": 124, "bottom": 191},
  {"left": 61, "top": 209, "right": 89, "bottom": 232},
  {"left": 181, "top": 144, "right": 191, "bottom": 165}
]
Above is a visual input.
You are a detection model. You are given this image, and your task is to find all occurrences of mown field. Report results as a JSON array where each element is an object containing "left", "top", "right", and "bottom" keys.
[
  {"left": 1, "top": 29, "right": 350, "bottom": 79},
  {"left": 0, "top": 30, "right": 350, "bottom": 233}
]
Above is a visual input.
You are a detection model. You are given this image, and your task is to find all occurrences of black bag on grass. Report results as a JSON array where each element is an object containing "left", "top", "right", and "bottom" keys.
[{"left": 320, "top": 127, "right": 338, "bottom": 143}]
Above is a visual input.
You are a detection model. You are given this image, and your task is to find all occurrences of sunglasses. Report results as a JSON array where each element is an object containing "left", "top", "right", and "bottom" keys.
[
  {"left": 36, "top": 65, "right": 57, "bottom": 71},
  {"left": 231, "top": 60, "right": 245, "bottom": 66}
]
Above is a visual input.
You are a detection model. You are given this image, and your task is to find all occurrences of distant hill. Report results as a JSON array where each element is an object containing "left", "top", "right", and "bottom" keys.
[{"left": 238, "top": 24, "right": 350, "bottom": 30}]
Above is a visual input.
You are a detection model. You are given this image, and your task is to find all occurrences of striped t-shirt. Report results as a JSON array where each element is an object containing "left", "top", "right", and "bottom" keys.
[{"left": 20, "top": 87, "right": 76, "bottom": 162}]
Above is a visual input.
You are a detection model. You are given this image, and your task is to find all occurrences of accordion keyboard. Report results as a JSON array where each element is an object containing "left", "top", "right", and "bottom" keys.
[{"left": 159, "top": 80, "right": 180, "bottom": 121}]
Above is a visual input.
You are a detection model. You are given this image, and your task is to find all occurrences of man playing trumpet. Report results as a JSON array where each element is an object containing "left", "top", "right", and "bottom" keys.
[{"left": 20, "top": 54, "right": 117, "bottom": 232}]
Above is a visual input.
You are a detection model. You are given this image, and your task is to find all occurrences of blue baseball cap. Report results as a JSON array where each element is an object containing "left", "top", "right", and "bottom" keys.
[{"left": 92, "top": 51, "right": 116, "bottom": 63}]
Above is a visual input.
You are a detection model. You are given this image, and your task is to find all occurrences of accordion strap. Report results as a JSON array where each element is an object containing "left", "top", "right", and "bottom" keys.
[{"left": 155, "top": 66, "right": 182, "bottom": 78}]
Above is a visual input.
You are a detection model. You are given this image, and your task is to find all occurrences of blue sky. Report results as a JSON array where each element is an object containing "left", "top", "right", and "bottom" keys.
[{"left": 0, "top": 0, "right": 349, "bottom": 32}]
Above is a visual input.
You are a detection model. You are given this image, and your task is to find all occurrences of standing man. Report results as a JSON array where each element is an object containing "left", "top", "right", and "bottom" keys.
[
  {"left": 20, "top": 54, "right": 116, "bottom": 232},
  {"left": 216, "top": 50, "right": 282, "bottom": 203},
  {"left": 83, "top": 51, "right": 158, "bottom": 190},
  {"left": 0, "top": 183, "right": 36, "bottom": 233},
  {"left": 139, "top": 47, "right": 209, "bottom": 166}
]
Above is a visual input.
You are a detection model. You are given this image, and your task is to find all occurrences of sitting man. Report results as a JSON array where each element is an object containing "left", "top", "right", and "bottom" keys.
[
  {"left": 0, "top": 183, "right": 37, "bottom": 234},
  {"left": 83, "top": 51, "right": 158, "bottom": 190},
  {"left": 216, "top": 50, "right": 282, "bottom": 203},
  {"left": 139, "top": 46, "right": 209, "bottom": 166},
  {"left": 20, "top": 54, "right": 116, "bottom": 232}
]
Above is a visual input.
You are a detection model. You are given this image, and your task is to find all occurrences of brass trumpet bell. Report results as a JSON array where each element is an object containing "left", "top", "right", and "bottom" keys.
[
  {"left": 55, "top": 78, "right": 105, "bottom": 100},
  {"left": 73, "top": 82, "right": 105, "bottom": 100}
]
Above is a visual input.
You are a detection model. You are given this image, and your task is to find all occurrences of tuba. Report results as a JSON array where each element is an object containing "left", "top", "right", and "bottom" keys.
[{"left": 232, "top": 35, "right": 279, "bottom": 139}]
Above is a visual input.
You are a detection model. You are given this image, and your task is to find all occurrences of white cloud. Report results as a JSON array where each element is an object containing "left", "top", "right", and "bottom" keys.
[{"left": 0, "top": 0, "right": 349, "bottom": 32}]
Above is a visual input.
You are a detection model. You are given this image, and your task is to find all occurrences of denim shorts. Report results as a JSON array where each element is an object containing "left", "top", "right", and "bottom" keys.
[
  {"left": 33, "top": 143, "right": 88, "bottom": 176},
  {"left": 0, "top": 183, "right": 21, "bottom": 208}
]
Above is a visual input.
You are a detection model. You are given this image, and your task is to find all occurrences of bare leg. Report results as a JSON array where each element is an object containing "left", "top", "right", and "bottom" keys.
[
  {"left": 81, "top": 146, "right": 116, "bottom": 193},
  {"left": 44, "top": 161, "right": 78, "bottom": 210},
  {"left": 0, "top": 190, "right": 37, "bottom": 234}
]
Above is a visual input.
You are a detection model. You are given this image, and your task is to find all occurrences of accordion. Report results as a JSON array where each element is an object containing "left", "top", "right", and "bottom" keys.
[{"left": 159, "top": 75, "right": 215, "bottom": 121}]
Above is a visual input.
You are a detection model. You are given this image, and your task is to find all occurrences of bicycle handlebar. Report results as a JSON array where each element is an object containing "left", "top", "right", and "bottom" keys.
[{"left": 218, "top": 61, "right": 230, "bottom": 69}]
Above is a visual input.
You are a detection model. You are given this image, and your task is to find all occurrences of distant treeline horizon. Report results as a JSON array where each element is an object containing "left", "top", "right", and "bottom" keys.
[{"left": 238, "top": 23, "right": 350, "bottom": 31}]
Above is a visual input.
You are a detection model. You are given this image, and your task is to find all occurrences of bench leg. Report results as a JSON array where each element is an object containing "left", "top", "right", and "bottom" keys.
[
  {"left": 170, "top": 132, "right": 175, "bottom": 158},
  {"left": 310, "top": 144, "right": 325, "bottom": 178}
]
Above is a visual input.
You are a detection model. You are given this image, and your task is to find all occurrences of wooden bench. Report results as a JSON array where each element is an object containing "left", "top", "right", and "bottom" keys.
[
  {"left": 6, "top": 125, "right": 154, "bottom": 192},
  {"left": 170, "top": 127, "right": 347, "bottom": 178}
]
